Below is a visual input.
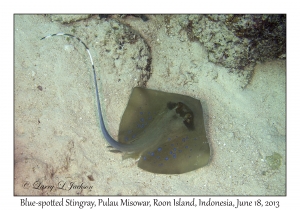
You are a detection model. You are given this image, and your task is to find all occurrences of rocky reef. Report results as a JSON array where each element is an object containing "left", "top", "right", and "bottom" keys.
[{"left": 179, "top": 14, "right": 286, "bottom": 71}]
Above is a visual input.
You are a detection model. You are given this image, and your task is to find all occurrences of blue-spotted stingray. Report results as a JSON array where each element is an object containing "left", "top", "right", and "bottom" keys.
[{"left": 41, "top": 33, "right": 210, "bottom": 174}]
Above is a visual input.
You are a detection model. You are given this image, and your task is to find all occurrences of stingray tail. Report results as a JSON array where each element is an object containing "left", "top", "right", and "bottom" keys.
[{"left": 41, "top": 33, "right": 130, "bottom": 151}]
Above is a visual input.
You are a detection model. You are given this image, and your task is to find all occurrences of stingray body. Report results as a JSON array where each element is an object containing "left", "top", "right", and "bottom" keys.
[
  {"left": 117, "top": 87, "right": 210, "bottom": 174},
  {"left": 41, "top": 33, "right": 210, "bottom": 174}
]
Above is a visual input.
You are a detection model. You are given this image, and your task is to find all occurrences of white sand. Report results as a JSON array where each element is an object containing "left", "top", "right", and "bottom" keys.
[{"left": 15, "top": 15, "right": 285, "bottom": 195}]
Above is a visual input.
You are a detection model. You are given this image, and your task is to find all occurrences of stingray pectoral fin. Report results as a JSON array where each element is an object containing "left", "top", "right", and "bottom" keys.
[{"left": 138, "top": 136, "right": 210, "bottom": 174}]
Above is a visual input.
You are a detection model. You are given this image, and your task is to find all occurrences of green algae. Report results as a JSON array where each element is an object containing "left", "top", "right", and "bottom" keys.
[{"left": 266, "top": 152, "right": 282, "bottom": 170}]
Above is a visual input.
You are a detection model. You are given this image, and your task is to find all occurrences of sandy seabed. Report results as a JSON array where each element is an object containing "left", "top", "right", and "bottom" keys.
[{"left": 14, "top": 15, "right": 285, "bottom": 195}]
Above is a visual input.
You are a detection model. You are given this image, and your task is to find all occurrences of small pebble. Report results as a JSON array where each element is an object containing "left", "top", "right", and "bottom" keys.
[{"left": 64, "top": 44, "right": 74, "bottom": 53}]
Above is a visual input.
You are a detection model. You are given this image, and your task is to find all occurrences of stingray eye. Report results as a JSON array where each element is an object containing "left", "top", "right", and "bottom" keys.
[
  {"left": 167, "top": 102, "right": 177, "bottom": 110},
  {"left": 185, "top": 113, "right": 192, "bottom": 120}
]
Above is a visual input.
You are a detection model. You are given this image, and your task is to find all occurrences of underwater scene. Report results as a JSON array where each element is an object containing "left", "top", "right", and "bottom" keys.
[{"left": 14, "top": 14, "right": 286, "bottom": 195}]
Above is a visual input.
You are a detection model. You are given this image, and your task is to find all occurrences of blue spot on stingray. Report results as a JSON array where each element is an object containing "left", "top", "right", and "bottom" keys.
[
  {"left": 132, "top": 134, "right": 136, "bottom": 139},
  {"left": 185, "top": 145, "right": 189, "bottom": 149},
  {"left": 168, "top": 137, "right": 171, "bottom": 141},
  {"left": 170, "top": 151, "right": 173, "bottom": 154},
  {"left": 165, "top": 157, "right": 169, "bottom": 160},
  {"left": 143, "top": 156, "right": 146, "bottom": 160},
  {"left": 158, "top": 147, "right": 162, "bottom": 152},
  {"left": 137, "top": 123, "right": 145, "bottom": 129},
  {"left": 173, "top": 154, "right": 176, "bottom": 158},
  {"left": 124, "top": 136, "right": 129, "bottom": 142},
  {"left": 150, "top": 152, "right": 154, "bottom": 156},
  {"left": 140, "top": 111, "right": 143, "bottom": 115},
  {"left": 140, "top": 118, "right": 144, "bottom": 122},
  {"left": 173, "top": 148, "right": 177, "bottom": 152}
]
